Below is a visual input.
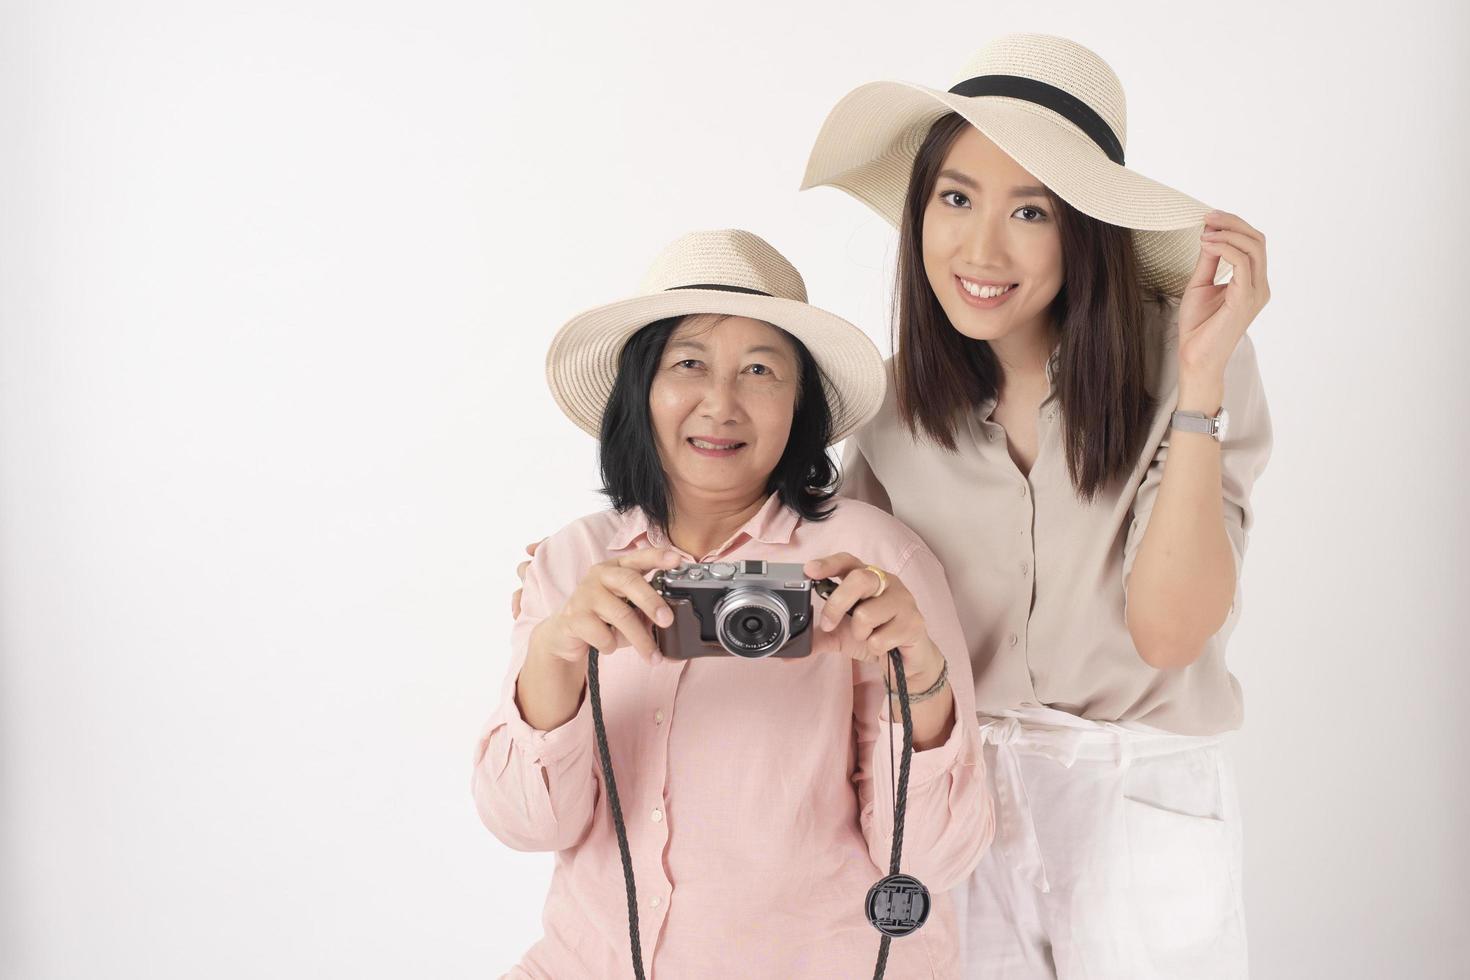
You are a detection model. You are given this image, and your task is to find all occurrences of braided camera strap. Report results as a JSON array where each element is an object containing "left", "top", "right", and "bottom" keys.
[
  {"left": 586, "top": 634, "right": 924, "bottom": 979},
  {"left": 872, "top": 650, "right": 917, "bottom": 978},
  {"left": 587, "top": 648, "right": 647, "bottom": 980}
]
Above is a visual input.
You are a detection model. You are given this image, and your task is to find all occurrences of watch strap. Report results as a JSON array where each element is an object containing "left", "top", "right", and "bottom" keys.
[{"left": 1171, "top": 410, "right": 1220, "bottom": 438}]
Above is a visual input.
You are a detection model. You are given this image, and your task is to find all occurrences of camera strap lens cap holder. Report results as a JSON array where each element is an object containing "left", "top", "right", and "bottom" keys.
[{"left": 865, "top": 873, "right": 930, "bottom": 937}]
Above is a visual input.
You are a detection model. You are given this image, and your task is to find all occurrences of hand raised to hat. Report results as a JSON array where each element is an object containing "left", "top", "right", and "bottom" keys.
[{"left": 1175, "top": 210, "right": 1272, "bottom": 411}]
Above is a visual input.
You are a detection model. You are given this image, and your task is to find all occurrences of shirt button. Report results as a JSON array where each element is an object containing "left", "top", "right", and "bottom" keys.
[
  {"left": 1020, "top": 562, "right": 1029, "bottom": 576},
  {"left": 987, "top": 431, "right": 997, "bottom": 441},
  {"left": 650, "top": 808, "right": 663, "bottom": 823},
  {"left": 1018, "top": 485, "right": 1028, "bottom": 498},
  {"left": 650, "top": 896, "right": 662, "bottom": 908},
  {"left": 1007, "top": 633, "right": 1018, "bottom": 647},
  {"left": 654, "top": 709, "right": 665, "bottom": 725}
]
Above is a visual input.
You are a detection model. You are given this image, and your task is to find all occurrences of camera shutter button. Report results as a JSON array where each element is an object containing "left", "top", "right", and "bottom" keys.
[{"left": 708, "top": 562, "right": 737, "bottom": 580}]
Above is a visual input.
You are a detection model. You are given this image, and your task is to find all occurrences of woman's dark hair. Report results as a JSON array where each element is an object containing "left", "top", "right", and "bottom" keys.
[
  {"left": 894, "top": 111, "right": 1157, "bottom": 500},
  {"left": 598, "top": 314, "right": 839, "bottom": 531}
]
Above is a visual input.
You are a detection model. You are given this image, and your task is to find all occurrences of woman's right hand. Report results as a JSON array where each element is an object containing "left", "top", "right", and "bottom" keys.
[
  {"left": 511, "top": 540, "right": 541, "bottom": 619},
  {"left": 528, "top": 548, "right": 683, "bottom": 665}
]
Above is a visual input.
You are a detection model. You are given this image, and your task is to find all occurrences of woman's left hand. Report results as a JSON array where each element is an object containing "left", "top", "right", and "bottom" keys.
[
  {"left": 1176, "top": 210, "right": 1272, "bottom": 405},
  {"left": 803, "top": 553, "right": 944, "bottom": 683}
]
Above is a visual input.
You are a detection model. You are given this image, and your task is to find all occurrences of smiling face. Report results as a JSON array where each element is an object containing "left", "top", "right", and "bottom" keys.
[
  {"left": 648, "top": 314, "right": 800, "bottom": 508},
  {"left": 921, "top": 125, "right": 1065, "bottom": 347}
]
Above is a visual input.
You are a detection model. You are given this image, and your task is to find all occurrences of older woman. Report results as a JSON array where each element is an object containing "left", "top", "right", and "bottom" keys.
[{"left": 474, "top": 229, "right": 991, "bottom": 978}]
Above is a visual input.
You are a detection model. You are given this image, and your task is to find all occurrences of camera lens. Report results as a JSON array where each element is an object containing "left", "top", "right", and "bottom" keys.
[
  {"left": 721, "top": 605, "right": 781, "bottom": 655},
  {"left": 714, "top": 588, "right": 790, "bottom": 658}
]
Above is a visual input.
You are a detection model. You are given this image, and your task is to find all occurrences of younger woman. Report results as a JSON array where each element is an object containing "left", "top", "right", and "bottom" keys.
[{"left": 801, "top": 34, "right": 1272, "bottom": 979}]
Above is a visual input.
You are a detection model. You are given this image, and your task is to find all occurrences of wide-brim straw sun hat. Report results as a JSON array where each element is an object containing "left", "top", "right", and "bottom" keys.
[
  {"left": 801, "top": 33, "right": 1219, "bottom": 296},
  {"left": 546, "top": 228, "right": 886, "bottom": 444}
]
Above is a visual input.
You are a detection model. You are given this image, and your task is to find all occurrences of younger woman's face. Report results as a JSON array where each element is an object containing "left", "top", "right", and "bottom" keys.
[
  {"left": 921, "top": 125, "right": 1064, "bottom": 347},
  {"left": 648, "top": 315, "right": 799, "bottom": 506}
]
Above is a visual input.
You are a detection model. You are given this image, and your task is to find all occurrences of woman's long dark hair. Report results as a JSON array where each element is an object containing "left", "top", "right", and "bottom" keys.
[
  {"left": 598, "top": 315, "right": 839, "bottom": 531},
  {"left": 894, "top": 112, "right": 1157, "bottom": 500}
]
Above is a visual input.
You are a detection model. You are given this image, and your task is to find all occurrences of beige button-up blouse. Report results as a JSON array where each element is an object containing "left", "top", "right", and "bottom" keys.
[{"left": 842, "top": 294, "right": 1272, "bottom": 735}]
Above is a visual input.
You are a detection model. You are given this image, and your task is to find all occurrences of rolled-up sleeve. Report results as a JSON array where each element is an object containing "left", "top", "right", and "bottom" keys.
[
  {"left": 852, "top": 541, "right": 993, "bottom": 892},
  {"left": 1122, "top": 333, "right": 1273, "bottom": 620},
  {"left": 471, "top": 545, "right": 599, "bottom": 853}
]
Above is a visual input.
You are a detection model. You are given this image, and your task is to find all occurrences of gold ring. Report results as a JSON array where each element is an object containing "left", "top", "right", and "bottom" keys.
[{"left": 864, "top": 565, "right": 888, "bottom": 598}]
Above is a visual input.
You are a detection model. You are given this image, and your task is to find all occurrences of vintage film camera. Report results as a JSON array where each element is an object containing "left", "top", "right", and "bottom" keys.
[{"left": 650, "top": 560, "right": 815, "bottom": 659}]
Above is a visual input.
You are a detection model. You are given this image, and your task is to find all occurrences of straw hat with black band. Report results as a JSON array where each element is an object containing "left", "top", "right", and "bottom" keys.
[
  {"left": 546, "top": 228, "right": 887, "bottom": 443},
  {"left": 800, "top": 33, "right": 1229, "bottom": 296}
]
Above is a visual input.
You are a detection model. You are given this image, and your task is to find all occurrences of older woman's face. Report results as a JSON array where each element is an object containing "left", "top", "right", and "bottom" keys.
[
  {"left": 922, "top": 125, "right": 1064, "bottom": 345},
  {"left": 649, "top": 315, "right": 800, "bottom": 505}
]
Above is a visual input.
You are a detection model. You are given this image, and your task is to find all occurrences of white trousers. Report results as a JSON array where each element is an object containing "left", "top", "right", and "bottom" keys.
[{"left": 953, "top": 707, "right": 1248, "bottom": 979}]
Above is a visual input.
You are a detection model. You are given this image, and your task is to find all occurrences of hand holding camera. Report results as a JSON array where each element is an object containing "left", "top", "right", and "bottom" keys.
[
  {"left": 804, "top": 552, "right": 946, "bottom": 687},
  {"left": 554, "top": 551, "right": 946, "bottom": 693},
  {"left": 529, "top": 547, "right": 683, "bottom": 666},
  {"left": 526, "top": 548, "right": 945, "bottom": 692}
]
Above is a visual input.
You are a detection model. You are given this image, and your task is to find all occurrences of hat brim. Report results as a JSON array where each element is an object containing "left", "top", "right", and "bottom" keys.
[
  {"left": 800, "top": 80, "right": 1214, "bottom": 296},
  {"left": 546, "top": 289, "right": 886, "bottom": 444}
]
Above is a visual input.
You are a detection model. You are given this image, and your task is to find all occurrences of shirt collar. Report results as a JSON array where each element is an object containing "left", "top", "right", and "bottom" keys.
[
  {"left": 608, "top": 492, "right": 799, "bottom": 557},
  {"left": 973, "top": 344, "right": 1062, "bottom": 423}
]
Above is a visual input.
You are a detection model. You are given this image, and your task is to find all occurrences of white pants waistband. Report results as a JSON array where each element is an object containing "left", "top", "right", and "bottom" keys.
[{"left": 976, "top": 707, "right": 1226, "bottom": 893}]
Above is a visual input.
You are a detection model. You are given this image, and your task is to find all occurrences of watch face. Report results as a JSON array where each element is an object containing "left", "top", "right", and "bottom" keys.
[{"left": 1215, "top": 408, "right": 1231, "bottom": 441}]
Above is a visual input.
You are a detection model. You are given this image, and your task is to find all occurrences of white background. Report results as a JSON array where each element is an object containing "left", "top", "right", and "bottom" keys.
[{"left": 2, "top": 1, "right": 1467, "bottom": 977}]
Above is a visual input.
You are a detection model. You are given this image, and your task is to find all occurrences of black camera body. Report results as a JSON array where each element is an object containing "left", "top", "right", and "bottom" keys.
[{"left": 652, "top": 560, "right": 815, "bottom": 659}]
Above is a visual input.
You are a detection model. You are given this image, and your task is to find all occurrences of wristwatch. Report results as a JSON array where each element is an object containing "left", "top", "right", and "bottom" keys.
[{"left": 1171, "top": 408, "right": 1230, "bottom": 441}]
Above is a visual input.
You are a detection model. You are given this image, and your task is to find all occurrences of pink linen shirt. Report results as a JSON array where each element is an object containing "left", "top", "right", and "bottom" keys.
[{"left": 473, "top": 492, "right": 992, "bottom": 978}]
